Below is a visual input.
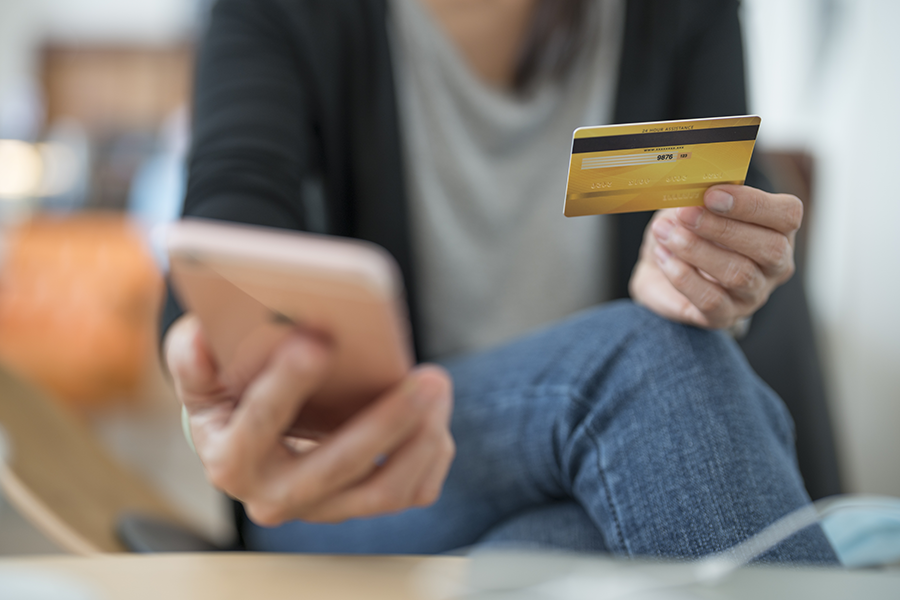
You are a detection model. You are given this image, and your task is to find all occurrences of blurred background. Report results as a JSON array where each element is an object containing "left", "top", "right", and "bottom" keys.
[
  {"left": 0, "top": 0, "right": 225, "bottom": 554},
  {"left": 0, "top": 0, "right": 897, "bottom": 555}
]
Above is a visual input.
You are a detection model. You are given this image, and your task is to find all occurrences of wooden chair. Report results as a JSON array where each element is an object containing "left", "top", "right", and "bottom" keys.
[{"left": 0, "top": 364, "right": 190, "bottom": 554}]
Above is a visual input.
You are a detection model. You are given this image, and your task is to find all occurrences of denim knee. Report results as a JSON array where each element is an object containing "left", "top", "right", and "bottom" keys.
[
  {"left": 561, "top": 302, "right": 797, "bottom": 464},
  {"left": 555, "top": 305, "right": 826, "bottom": 560},
  {"left": 637, "top": 308, "right": 796, "bottom": 453}
]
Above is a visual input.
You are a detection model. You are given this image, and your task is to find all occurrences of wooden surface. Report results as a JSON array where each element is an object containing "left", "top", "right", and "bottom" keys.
[
  {"left": 0, "top": 365, "right": 186, "bottom": 553},
  {"left": 1, "top": 552, "right": 899, "bottom": 600},
  {"left": 0, "top": 553, "right": 467, "bottom": 600}
]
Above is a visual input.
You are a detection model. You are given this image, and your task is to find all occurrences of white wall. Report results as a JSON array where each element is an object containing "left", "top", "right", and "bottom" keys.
[
  {"left": 40, "top": 0, "right": 199, "bottom": 45},
  {"left": 744, "top": 0, "right": 900, "bottom": 497},
  {"left": 0, "top": 0, "right": 44, "bottom": 140}
]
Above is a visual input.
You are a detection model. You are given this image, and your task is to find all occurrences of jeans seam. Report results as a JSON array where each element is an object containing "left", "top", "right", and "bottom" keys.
[{"left": 593, "top": 425, "right": 629, "bottom": 555}]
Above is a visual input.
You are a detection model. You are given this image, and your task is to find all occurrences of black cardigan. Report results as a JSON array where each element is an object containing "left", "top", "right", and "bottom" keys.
[{"left": 164, "top": 0, "right": 841, "bottom": 500}]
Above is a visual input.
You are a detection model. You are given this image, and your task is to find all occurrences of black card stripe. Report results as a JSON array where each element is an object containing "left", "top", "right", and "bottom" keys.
[{"left": 572, "top": 125, "right": 759, "bottom": 154}]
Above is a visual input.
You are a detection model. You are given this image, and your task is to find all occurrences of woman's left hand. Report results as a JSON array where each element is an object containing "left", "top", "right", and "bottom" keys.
[{"left": 629, "top": 184, "right": 803, "bottom": 329}]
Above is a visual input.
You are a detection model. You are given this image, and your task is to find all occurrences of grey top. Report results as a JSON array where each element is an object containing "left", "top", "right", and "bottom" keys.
[{"left": 389, "top": 0, "right": 625, "bottom": 359}]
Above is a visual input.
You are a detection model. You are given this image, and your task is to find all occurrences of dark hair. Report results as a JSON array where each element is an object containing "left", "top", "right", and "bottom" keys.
[{"left": 513, "top": 0, "right": 592, "bottom": 93}]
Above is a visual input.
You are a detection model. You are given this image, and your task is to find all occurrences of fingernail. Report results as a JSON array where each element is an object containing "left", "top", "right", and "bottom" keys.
[
  {"left": 652, "top": 218, "right": 675, "bottom": 241},
  {"left": 669, "top": 228, "right": 689, "bottom": 250},
  {"left": 411, "top": 372, "right": 443, "bottom": 407},
  {"left": 284, "top": 335, "right": 328, "bottom": 369},
  {"left": 706, "top": 189, "right": 734, "bottom": 214},
  {"left": 677, "top": 206, "right": 703, "bottom": 228},
  {"left": 654, "top": 244, "right": 671, "bottom": 265}
]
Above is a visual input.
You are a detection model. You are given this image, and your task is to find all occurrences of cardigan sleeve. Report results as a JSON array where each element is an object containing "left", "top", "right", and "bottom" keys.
[
  {"left": 184, "top": 0, "right": 318, "bottom": 229},
  {"left": 160, "top": 0, "right": 322, "bottom": 341}
]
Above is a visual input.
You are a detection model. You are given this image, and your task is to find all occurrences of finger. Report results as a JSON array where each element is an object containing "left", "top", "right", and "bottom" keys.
[
  {"left": 653, "top": 216, "right": 766, "bottom": 302},
  {"left": 410, "top": 416, "right": 456, "bottom": 508},
  {"left": 630, "top": 254, "right": 712, "bottom": 328},
  {"left": 165, "top": 315, "right": 225, "bottom": 406},
  {"left": 674, "top": 206, "right": 796, "bottom": 279},
  {"left": 274, "top": 366, "right": 450, "bottom": 508},
  {"left": 374, "top": 379, "right": 453, "bottom": 509},
  {"left": 300, "top": 391, "right": 454, "bottom": 522},
  {"left": 652, "top": 245, "right": 737, "bottom": 328},
  {"left": 225, "top": 334, "right": 331, "bottom": 463},
  {"left": 704, "top": 185, "right": 803, "bottom": 235}
]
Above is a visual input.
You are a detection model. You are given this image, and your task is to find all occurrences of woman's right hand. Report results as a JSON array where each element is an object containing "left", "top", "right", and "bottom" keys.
[{"left": 164, "top": 314, "right": 455, "bottom": 526}]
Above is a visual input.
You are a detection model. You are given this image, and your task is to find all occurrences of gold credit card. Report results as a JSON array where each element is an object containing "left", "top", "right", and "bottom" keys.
[{"left": 563, "top": 115, "right": 760, "bottom": 216}]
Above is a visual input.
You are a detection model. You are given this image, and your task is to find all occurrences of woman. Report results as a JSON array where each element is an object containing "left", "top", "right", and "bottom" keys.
[{"left": 164, "top": 0, "right": 836, "bottom": 561}]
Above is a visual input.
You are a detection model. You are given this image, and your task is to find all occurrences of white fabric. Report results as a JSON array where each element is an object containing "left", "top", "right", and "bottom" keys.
[{"left": 389, "top": 0, "right": 625, "bottom": 359}]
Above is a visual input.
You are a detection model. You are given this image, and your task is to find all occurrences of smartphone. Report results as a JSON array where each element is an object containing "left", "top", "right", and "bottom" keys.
[{"left": 167, "top": 219, "right": 414, "bottom": 438}]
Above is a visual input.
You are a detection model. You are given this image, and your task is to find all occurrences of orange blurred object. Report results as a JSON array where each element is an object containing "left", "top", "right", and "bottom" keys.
[{"left": 0, "top": 214, "right": 163, "bottom": 409}]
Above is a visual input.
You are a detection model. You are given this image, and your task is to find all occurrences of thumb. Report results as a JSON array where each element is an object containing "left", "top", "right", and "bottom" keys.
[{"left": 166, "top": 315, "right": 223, "bottom": 404}]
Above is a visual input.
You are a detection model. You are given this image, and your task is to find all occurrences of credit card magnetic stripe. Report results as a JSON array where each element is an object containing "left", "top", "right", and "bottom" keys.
[{"left": 571, "top": 124, "right": 759, "bottom": 154}]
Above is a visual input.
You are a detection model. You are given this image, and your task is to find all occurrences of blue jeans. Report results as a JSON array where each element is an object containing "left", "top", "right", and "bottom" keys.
[{"left": 245, "top": 301, "right": 837, "bottom": 563}]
